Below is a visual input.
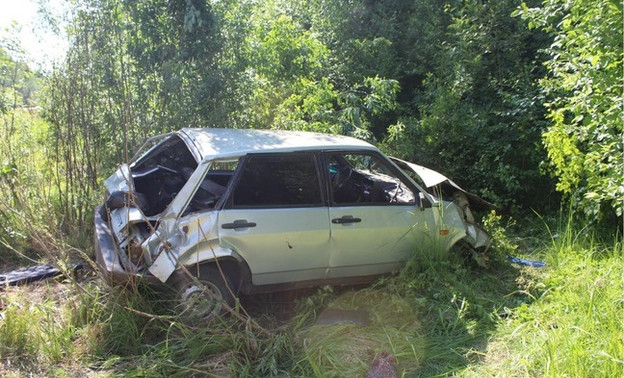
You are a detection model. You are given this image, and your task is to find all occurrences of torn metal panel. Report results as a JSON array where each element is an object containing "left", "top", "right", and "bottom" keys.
[{"left": 390, "top": 156, "right": 497, "bottom": 211}]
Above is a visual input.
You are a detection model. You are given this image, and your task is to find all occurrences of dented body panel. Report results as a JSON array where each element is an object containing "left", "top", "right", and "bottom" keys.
[
  {"left": 94, "top": 128, "right": 492, "bottom": 295},
  {"left": 390, "top": 157, "right": 497, "bottom": 212}
]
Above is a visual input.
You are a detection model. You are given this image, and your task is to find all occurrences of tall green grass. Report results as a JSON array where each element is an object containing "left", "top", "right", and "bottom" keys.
[
  {"left": 296, "top": 212, "right": 623, "bottom": 376},
  {"left": 462, "top": 232, "right": 623, "bottom": 377},
  {"left": 0, "top": 110, "right": 59, "bottom": 260},
  {"left": 0, "top": 124, "right": 622, "bottom": 378}
]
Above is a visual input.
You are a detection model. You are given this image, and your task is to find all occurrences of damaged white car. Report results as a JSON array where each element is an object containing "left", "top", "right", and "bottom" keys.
[{"left": 94, "top": 128, "right": 491, "bottom": 320}]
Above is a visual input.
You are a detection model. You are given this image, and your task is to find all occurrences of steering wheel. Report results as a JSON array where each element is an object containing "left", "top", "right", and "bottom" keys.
[
  {"left": 332, "top": 166, "right": 353, "bottom": 191},
  {"left": 132, "top": 164, "right": 179, "bottom": 179}
]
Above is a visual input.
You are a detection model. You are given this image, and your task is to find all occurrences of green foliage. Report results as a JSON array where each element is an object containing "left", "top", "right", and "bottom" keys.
[
  {"left": 464, "top": 235, "right": 623, "bottom": 376},
  {"left": 0, "top": 109, "right": 58, "bottom": 258},
  {"left": 225, "top": 5, "right": 400, "bottom": 139},
  {"left": 228, "top": 10, "right": 335, "bottom": 131},
  {"left": 381, "top": 0, "right": 555, "bottom": 212},
  {"left": 252, "top": 14, "right": 327, "bottom": 80},
  {"left": 482, "top": 211, "right": 520, "bottom": 256},
  {"left": 0, "top": 41, "right": 41, "bottom": 112},
  {"left": 38, "top": 0, "right": 568, "bottom": 222},
  {"left": 516, "top": 0, "right": 624, "bottom": 220}
]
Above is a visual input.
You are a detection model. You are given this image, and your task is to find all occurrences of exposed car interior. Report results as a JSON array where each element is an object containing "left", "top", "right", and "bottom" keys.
[
  {"left": 185, "top": 161, "right": 238, "bottom": 213},
  {"left": 327, "top": 152, "right": 416, "bottom": 205},
  {"left": 118, "top": 136, "right": 420, "bottom": 219},
  {"left": 231, "top": 153, "right": 322, "bottom": 208},
  {"left": 128, "top": 135, "right": 198, "bottom": 216}
]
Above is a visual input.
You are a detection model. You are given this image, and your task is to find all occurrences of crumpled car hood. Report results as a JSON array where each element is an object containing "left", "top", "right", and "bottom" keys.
[
  {"left": 390, "top": 157, "right": 496, "bottom": 211},
  {"left": 103, "top": 163, "right": 133, "bottom": 194}
]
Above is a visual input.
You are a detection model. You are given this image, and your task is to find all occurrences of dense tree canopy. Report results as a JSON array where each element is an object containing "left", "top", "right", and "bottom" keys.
[
  {"left": 40, "top": 0, "right": 622, "bottom": 226},
  {"left": 517, "top": 0, "right": 623, "bottom": 220}
]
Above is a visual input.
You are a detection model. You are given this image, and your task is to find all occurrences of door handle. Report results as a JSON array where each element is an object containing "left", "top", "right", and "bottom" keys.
[
  {"left": 221, "top": 219, "right": 257, "bottom": 229},
  {"left": 331, "top": 215, "right": 362, "bottom": 224}
]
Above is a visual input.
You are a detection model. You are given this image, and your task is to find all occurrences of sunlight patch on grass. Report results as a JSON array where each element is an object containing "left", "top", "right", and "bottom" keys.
[
  {"left": 462, "top": 241, "right": 624, "bottom": 377},
  {"left": 300, "top": 289, "right": 425, "bottom": 377}
]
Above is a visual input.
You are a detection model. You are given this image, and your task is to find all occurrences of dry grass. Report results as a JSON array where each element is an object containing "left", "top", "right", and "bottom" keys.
[
  {"left": 0, "top": 277, "right": 113, "bottom": 377},
  {"left": 301, "top": 289, "right": 424, "bottom": 377}
]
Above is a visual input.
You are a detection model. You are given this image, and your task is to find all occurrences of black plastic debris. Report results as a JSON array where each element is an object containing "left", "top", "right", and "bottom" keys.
[{"left": 0, "top": 263, "right": 83, "bottom": 288}]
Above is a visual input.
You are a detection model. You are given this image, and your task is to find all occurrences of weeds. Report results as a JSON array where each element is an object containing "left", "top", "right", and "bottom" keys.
[
  {"left": 482, "top": 210, "right": 520, "bottom": 256},
  {"left": 462, "top": 220, "right": 623, "bottom": 377},
  {"left": 0, "top": 213, "right": 621, "bottom": 376},
  {"left": 298, "top": 288, "right": 424, "bottom": 376},
  {"left": 0, "top": 115, "right": 621, "bottom": 378}
]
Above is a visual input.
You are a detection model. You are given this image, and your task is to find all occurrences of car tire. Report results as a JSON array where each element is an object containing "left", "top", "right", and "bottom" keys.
[
  {"left": 172, "top": 265, "right": 235, "bottom": 322},
  {"left": 452, "top": 240, "right": 486, "bottom": 267}
]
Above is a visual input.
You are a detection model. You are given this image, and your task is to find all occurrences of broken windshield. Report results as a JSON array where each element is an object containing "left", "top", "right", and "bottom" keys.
[{"left": 129, "top": 135, "right": 199, "bottom": 216}]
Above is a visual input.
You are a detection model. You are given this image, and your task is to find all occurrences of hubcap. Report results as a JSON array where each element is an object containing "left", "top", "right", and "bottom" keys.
[{"left": 178, "top": 281, "right": 223, "bottom": 322}]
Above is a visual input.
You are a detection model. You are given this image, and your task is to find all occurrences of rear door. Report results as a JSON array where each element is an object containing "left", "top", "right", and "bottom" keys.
[
  {"left": 324, "top": 151, "right": 435, "bottom": 278},
  {"left": 218, "top": 152, "right": 331, "bottom": 285}
]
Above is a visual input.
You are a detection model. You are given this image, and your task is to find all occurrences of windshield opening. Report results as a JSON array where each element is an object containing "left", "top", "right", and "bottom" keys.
[{"left": 130, "top": 135, "right": 198, "bottom": 216}]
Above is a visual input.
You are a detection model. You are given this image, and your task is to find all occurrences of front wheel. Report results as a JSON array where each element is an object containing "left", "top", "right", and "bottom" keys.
[
  {"left": 452, "top": 240, "right": 487, "bottom": 267},
  {"left": 172, "top": 265, "right": 235, "bottom": 322}
]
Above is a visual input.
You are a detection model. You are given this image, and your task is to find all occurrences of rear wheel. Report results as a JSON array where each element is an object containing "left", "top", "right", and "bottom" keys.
[{"left": 172, "top": 265, "right": 235, "bottom": 322}]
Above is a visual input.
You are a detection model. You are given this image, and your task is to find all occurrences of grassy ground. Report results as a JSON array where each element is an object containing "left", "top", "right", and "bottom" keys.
[
  {"left": 2, "top": 101, "right": 621, "bottom": 377},
  {"left": 0, "top": 216, "right": 621, "bottom": 377}
]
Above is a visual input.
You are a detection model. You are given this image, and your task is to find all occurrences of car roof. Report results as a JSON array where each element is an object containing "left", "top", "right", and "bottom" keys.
[{"left": 179, "top": 128, "right": 377, "bottom": 160}]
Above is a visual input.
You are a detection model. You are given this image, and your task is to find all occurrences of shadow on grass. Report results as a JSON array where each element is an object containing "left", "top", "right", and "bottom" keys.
[
  {"left": 409, "top": 256, "right": 537, "bottom": 376},
  {"left": 87, "top": 254, "right": 537, "bottom": 376},
  {"left": 233, "top": 254, "right": 537, "bottom": 376}
]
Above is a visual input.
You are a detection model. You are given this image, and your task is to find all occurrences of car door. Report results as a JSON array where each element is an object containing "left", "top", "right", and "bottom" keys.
[
  {"left": 218, "top": 152, "right": 331, "bottom": 286},
  {"left": 324, "top": 151, "right": 436, "bottom": 278}
]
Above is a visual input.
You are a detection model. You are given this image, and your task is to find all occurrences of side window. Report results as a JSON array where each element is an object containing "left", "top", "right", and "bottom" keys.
[
  {"left": 185, "top": 159, "right": 239, "bottom": 213},
  {"left": 326, "top": 152, "right": 416, "bottom": 205},
  {"left": 232, "top": 153, "right": 322, "bottom": 208}
]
